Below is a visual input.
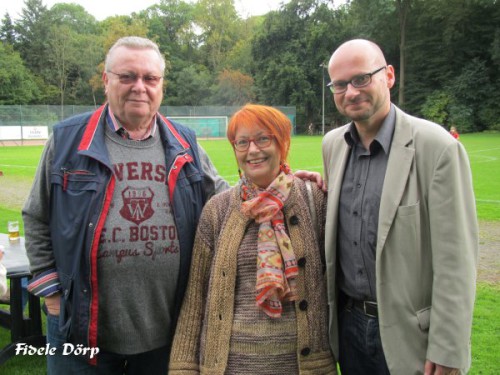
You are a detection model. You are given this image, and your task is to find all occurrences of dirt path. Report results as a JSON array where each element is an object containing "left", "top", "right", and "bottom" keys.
[{"left": 477, "top": 220, "right": 500, "bottom": 284}]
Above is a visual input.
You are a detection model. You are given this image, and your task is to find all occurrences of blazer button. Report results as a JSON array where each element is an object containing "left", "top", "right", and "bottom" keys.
[
  {"left": 289, "top": 216, "right": 299, "bottom": 225},
  {"left": 300, "top": 347, "right": 311, "bottom": 356},
  {"left": 297, "top": 257, "right": 306, "bottom": 268},
  {"left": 299, "top": 300, "right": 308, "bottom": 311}
]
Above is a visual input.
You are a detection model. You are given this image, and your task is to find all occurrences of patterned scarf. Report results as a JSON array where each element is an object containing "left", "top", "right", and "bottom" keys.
[{"left": 240, "top": 168, "right": 298, "bottom": 318}]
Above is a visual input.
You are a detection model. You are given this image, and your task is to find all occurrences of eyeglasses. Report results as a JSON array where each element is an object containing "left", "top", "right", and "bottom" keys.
[
  {"left": 327, "top": 66, "right": 387, "bottom": 94},
  {"left": 232, "top": 134, "right": 274, "bottom": 152},
  {"left": 107, "top": 71, "right": 163, "bottom": 86}
]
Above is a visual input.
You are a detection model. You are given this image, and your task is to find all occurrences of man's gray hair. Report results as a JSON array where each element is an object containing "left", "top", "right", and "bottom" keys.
[{"left": 105, "top": 36, "right": 166, "bottom": 73}]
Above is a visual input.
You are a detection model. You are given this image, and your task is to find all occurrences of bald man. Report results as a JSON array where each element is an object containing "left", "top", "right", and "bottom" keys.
[{"left": 322, "top": 39, "right": 478, "bottom": 375}]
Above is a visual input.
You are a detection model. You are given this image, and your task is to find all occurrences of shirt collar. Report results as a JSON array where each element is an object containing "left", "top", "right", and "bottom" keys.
[
  {"left": 343, "top": 104, "right": 396, "bottom": 154},
  {"left": 106, "top": 107, "right": 157, "bottom": 141}
]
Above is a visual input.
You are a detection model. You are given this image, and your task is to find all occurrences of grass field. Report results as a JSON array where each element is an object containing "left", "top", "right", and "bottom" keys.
[{"left": 0, "top": 133, "right": 498, "bottom": 373}]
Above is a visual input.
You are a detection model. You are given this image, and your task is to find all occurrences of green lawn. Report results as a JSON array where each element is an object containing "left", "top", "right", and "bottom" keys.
[{"left": 0, "top": 133, "right": 498, "bottom": 373}]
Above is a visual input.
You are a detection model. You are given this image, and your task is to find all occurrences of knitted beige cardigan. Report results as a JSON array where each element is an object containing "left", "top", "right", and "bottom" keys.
[{"left": 169, "top": 178, "right": 337, "bottom": 374}]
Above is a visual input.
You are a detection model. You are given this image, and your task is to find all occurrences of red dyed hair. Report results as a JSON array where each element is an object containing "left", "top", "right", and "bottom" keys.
[{"left": 227, "top": 104, "right": 292, "bottom": 163}]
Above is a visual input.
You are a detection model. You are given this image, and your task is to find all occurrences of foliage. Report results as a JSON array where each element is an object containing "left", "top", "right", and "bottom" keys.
[
  {"left": 0, "top": 0, "right": 499, "bottom": 132},
  {"left": 194, "top": 0, "right": 240, "bottom": 71},
  {"left": 252, "top": 0, "right": 343, "bottom": 130},
  {"left": 14, "top": 0, "right": 51, "bottom": 78},
  {"left": 165, "top": 64, "right": 213, "bottom": 106},
  {"left": 420, "top": 91, "right": 452, "bottom": 126},
  {"left": 0, "top": 44, "right": 40, "bottom": 104},
  {"left": 0, "top": 12, "right": 16, "bottom": 45},
  {"left": 211, "top": 69, "right": 255, "bottom": 105}
]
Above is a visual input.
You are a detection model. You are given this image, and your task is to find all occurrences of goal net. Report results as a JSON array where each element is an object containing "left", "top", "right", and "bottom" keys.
[{"left": 168, "top": 116, "right": 228, "bottom": 138}]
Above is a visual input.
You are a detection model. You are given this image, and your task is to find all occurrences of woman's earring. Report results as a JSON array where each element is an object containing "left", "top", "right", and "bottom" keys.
[
  {"left": 238, "top": 168, "right": 243, "bottom": 178},
  {"left": 280, "top": 162, "right": 290, "bottom": 174}
]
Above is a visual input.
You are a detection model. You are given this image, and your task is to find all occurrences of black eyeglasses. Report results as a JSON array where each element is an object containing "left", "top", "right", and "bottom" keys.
[
  {"left": 107, "top": 71, "right": 163, "bottom": 87},
  {"left": 232, "top": 134, "right": 274, "bottom": 152},
  {"left": 327, "top": 66, "right": 387, "bottom": 94}
]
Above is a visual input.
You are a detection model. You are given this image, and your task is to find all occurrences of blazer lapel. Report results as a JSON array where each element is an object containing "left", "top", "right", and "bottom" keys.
[{"left": 377, "top": 108, "right": 415, "bottom": 255}]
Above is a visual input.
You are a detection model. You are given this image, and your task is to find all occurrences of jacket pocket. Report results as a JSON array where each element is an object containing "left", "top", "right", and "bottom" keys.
[
  {"left": 396, "top": 201, "right": 419, "bottom": 217},
  {"left": 58, "top": 168, "right": 99, "bottom": 193},
  {"left": 50, "top": 169, "right": 100, "bottom": 233},
  {"left": 416, "top": 306, "right": 431, "bottom": 331}
]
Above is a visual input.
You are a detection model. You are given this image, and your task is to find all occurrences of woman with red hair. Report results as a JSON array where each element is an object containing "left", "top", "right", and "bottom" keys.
[{"left": 169, "top": 104, "right": 336, "bottom": 374}]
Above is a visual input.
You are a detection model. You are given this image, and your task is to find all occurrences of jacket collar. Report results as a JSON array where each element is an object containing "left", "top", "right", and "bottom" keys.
[{"left": 76, "top": 104, "right": 192, "bottom": 169}]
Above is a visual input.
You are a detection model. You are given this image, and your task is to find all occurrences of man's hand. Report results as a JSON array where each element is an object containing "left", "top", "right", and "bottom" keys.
[
  {"left": 45, "top": 292, "right": 61, "bottom": 316},
  {"left": 424, "top": 360, "right": 460, "bottom": 375},
  {"left": 294, "top": 170, "right": 327, "bottom": 191}
]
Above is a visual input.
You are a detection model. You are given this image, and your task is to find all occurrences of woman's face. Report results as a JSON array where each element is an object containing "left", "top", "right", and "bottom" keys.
[{"left": 233, "top": 125, "right": 281, "bottom": 188}]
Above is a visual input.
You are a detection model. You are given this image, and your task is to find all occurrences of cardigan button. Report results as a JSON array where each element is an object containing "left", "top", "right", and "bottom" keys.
[
  {"left": 297, "top": 257, "right": 306, "bottom": 268},
  {"left": 289, "top": 216, "right": 299, "bottom": 225},
  {"left": 300, "top": 347, "right": 311, "bottom": 356},
  {"left": 299, "top": 300, "right": 308, "bottom": 311}
]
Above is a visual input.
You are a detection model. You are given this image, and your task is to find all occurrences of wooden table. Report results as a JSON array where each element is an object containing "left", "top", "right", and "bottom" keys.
[{"left": 0, "top": 234, "right": 45, "bottom": 365}]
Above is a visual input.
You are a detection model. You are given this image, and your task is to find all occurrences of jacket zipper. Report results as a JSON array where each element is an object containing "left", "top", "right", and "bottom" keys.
[{"left": 61, "top": 168, "right": 96, "bottom": 191}]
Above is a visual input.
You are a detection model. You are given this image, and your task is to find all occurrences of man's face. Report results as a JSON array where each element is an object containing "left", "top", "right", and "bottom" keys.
[
  {"left": 103, "top": 47, "right": 164, "bottom": 128},
  {"left": 328, "top": 51, "right": 394, "bottom": 126}
]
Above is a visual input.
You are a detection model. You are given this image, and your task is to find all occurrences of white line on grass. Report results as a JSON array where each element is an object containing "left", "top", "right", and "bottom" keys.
[
  {"left": 467, "top": 147, "right": 500, "bottom": 154},
  {"left": 476, "top": 199, "right": 500, "bottom": 204},
  {"left": 0, "top": 164, "right": 37, "bottom": 169}
]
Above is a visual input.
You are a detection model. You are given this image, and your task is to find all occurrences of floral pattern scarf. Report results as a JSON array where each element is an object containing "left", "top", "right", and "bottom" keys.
[{"left": 240, "top": 167, "right": 298, "bottom": 318}]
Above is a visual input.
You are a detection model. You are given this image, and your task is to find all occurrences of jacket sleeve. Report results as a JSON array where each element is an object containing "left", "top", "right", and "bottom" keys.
[
  {"left": 426, "top": 140, "right": 478, "bottom": 368},
  {"left": 22, "top": 136, "right": 61, "bottom": 297},
  {"left": 169, "top": 199, "right": 218, "bottom": 373},
  {"left": 197, "top": 143, "right": 230, "bottom": 198}
]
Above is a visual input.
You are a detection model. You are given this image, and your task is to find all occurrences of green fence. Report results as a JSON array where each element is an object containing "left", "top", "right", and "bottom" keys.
[{"left": 0, "top": 105, "right": 297, "bottom": 138}]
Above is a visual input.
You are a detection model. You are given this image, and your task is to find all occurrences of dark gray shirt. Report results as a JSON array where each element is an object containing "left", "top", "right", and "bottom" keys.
[{"left": 337, "top": 105, "right": 396, "bottom": 301}]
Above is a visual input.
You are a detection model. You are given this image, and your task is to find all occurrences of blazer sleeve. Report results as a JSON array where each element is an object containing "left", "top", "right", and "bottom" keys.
[{"left": 426, "top": 140, "right": 478, "bottom": 368}]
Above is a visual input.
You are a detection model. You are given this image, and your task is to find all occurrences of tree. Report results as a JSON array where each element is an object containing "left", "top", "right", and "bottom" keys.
[
  {"left": 15, "top": 0, "right": 51, "bottom": 77},
  {"left": 194, "top": 0, "right": 240, "bottom": 71},
  {"left": 403, "top": 0, "right": 500, "bottom": 131},
  {"left": 395, "top": 0, "right": 412, "bottom": 108},
  {"left": 166, "top": 65, "right": 213, "bottom": 106},
  {"left": 252, "top": 0, "right": 342, "bottom": 129},
  {"left": 88, "top": 15, "right": 151, "bottom": 100},
  {"left": 212, "top": 69, "right": 255, "bottom": 105},
  {"left": 0, "top": 43, "right": 39, "bottom": 104},
  {"left": 47, "top": 25, "right": 79, "bottom": 109},
  {"left": 141, "top": 0, "right": 196, "bottom": 61},
  {"left": 0, "top": 12, "right": 16, "bottom": 45},
  {"left": 49, "top": 2, "right": 98, "bottom": 34}
]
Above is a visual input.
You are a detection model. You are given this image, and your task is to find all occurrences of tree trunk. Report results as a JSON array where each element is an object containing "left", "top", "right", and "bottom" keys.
[{"left": 397, "top": 0, "right": 411, "bottom": 109}]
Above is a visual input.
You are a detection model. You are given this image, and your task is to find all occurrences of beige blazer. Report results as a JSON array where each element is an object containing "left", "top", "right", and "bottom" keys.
[{"left": 322, "top": 106, "right": 478, "bottom": 374}]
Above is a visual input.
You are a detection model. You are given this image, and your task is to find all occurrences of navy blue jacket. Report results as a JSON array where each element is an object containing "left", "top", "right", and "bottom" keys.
[{"left": 25, "top": 105, "right": 214, "bottom": 356}]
